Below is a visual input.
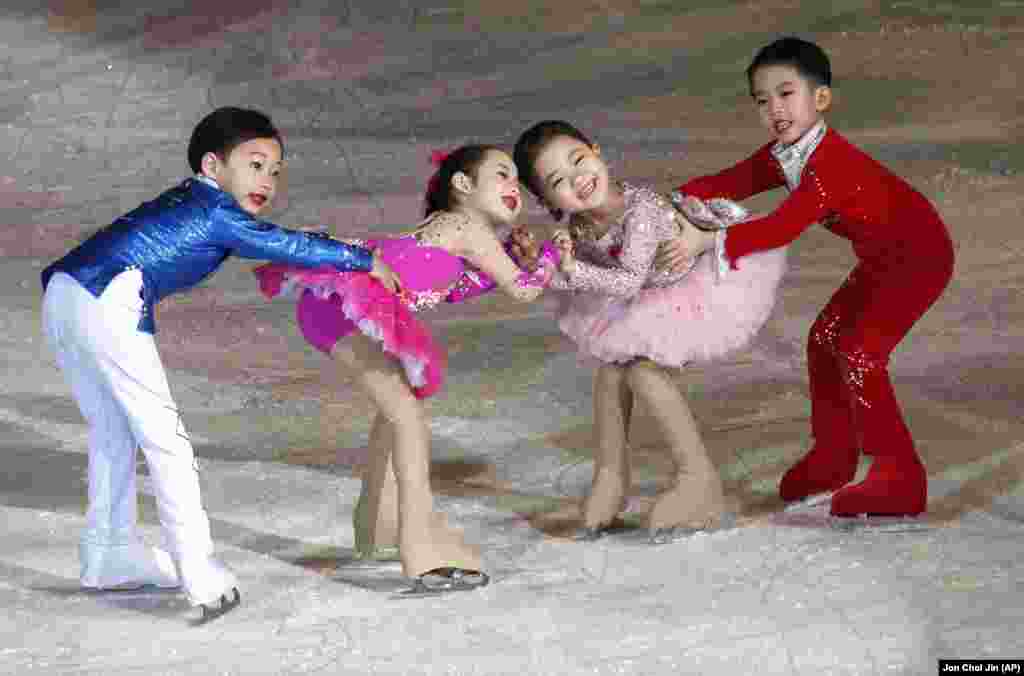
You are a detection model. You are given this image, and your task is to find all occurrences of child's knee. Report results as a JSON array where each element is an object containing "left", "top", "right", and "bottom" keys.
[
  {"left": 836, "top": 331, "right": 891, "bottom": 366},
  {"left": 375, "top": 388, "right": 425, "bottom": 428},
  {"left": 835, "top": 339, "right": 890, "bottom": 397}
]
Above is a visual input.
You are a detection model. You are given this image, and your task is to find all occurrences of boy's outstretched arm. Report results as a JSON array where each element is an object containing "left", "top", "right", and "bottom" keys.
[
  {"left": 677, "top": 142, "right": 784, "bottom": 202},
  {"left": 661, "top": 173, "right": 832, "bottom": 273},
  {"left": 717, "top": 177, "right": 829, "bottom": 265},
  {"left": 211, "top": 203, "right": 378, "bottom": 271}
]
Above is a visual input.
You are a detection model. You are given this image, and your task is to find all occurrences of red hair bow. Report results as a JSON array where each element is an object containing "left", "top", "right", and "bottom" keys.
[
  {"left": 426, "top": 148, "right": 456, "bottom": 201},
  {"left": 429, "top": 149, "right": 453, "bottom": 167}
]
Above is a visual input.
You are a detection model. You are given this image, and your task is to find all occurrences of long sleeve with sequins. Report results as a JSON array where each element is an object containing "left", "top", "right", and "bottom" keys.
[
  {"left": 678, "top": 141, "right": 785, "bottom": 202},
  {"left": 715, "top": 165, "right": 831, "bottom": 268},
  {"left": 557, "top": 190, "right": 674, "bottom": 297},
  {"left": 681, "top": 129, "right": 952, "bottom": 269}
]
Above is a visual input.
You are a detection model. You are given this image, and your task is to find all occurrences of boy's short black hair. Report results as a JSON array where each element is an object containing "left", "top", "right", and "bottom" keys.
[
  {"left": 187, "top": 107, "right": 284, "bottom": 173},
  {"left": 747, "top": 37, "right": 832, "bottom": 94}
]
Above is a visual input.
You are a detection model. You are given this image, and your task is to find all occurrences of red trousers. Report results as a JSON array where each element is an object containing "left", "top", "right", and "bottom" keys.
[
  {"left": 798, "top": 249, "right": 954, "bottom": 515},
  {"left": 810, "top": 255, "right": 952, "bottom": 457}
]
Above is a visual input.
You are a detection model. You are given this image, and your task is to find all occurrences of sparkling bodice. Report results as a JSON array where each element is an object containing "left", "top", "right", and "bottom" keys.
[
  {"left": 365, "top": 235, "right": 468, "bottom": 312},
  {"left": 552, "top": 183, "right": 697, "bottom": 298}
]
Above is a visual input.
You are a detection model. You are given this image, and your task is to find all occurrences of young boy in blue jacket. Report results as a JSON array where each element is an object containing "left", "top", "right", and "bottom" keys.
[{"left": 41, "top": 107, "right": 399, "bottom": 611}]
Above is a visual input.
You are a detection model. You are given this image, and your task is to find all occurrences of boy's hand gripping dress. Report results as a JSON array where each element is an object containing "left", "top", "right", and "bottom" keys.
[{"left": 678, "top": 122, "right": 954, "bottom": 517}]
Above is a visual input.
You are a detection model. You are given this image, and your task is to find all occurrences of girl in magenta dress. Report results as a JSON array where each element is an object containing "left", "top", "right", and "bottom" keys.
[
  {"left": 514, "top": 120, "right": 787, "bottom": 541},
  {"left": 254, "top": 146, "right": 554, "bottom": 592}
]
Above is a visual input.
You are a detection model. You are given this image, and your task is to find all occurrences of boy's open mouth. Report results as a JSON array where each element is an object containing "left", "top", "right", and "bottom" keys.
[
  {"left": 773, "top": 120, "right": 792, "bottom": 135},
  {"left": 502, "top": 195, "right": 519, "bottom": 211},
  {"left": 249, "top": 193, "right": 268, "bottom": 207}
]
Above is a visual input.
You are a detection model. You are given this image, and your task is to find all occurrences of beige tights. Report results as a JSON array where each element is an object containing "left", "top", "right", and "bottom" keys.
[
  {"left": 332, "top": 334, "right": 481, "bottom": 576},
  {"left": 581, "top": 363, "right": 634, "bottom": 528},
  {"left": 627, "top": 360, "right": 724, "bottom": 530},
  {"left": 352, "top": 413, "right": 400, "bottom": 559},
  {"left": 583, "top": 359, "right": 724, "bottom": 531}
]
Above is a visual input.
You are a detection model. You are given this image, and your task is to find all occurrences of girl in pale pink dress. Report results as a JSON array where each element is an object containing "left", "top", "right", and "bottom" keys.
[
  {"left": 513, "top": 120, "right": 787, "bottom": 541},
  {"left": 255, "top": 146, "right": 554, "bottom": 592}
]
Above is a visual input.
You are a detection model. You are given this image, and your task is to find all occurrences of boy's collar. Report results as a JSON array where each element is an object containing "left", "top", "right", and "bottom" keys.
[
  {"left": 195, "top": 174, "right": 220, "bottom": 189},
  {"left": 771, "top": 120, "right": 827, "bottom": 189}
]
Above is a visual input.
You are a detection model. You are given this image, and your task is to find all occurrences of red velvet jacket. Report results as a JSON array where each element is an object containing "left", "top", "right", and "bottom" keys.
[{"left": 678, "top": 128, "right": 953, "bottom": 270}]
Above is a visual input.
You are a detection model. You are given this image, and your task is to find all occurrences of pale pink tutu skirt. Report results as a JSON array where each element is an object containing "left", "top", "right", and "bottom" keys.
[{"left": 558, "top": 247, "right": 787, "bottom": 367}]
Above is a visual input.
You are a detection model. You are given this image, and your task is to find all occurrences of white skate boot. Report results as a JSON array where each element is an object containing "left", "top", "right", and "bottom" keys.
[
  {"left": 174, "top": 554, "right": 240, "bottom": 623},
  {"left": 80, "top": 539, "right": 180, "bottom": 590}
]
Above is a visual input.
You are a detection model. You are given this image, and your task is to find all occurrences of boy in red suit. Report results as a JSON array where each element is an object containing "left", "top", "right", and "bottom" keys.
[{"left": 659, "top": 37, "right": 954, "bottom": 517}]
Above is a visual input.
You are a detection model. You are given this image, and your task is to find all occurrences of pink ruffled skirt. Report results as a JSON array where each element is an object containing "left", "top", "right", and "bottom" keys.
[
  {"left": 558, "top": 247, "right": 787, "bottom": 367},
  {"left": 254, "top": 264, "right": 446, "bottom": 399}
]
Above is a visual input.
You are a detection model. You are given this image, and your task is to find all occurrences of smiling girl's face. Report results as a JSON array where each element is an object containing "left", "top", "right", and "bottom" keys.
[{"left": 530, "top": 135, "right": 611, "bottom": 217}]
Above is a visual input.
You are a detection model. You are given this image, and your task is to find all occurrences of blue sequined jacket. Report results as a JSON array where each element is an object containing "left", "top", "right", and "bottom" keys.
[{"left": 41, "top": 177, "right": 374, "bottom": 333}]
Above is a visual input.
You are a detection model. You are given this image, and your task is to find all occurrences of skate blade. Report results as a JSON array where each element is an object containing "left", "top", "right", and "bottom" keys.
[
  {"left": 829, "top": 516, "right": 930, "bottom": 533},
  {"left": 650, "top": 512, "right": 739, "bottom": 544},
  {"left": 82, "top": 582, "right": 181, "bottom": 594},
  {"left": 391, "top": 568, "right": 490, "bottom": 599},
  {"left": 575, "top": 513, "right": 737, "bottom": 545},
  {"left": 189, "top": 588, "right": 241, "bottom": 626},
  {"left": 783, "top": 491, "right": 835, "bottom": 512},
  {"left": 571, "top": 523, "right": 637, "bottom": 542}
]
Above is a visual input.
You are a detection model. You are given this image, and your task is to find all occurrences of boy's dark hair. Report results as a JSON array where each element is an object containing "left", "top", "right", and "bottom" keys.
[
  {"left": 424, "top": 144, "right": 503, "bottom": 217},
  {"left": 513, "top": 120, "right": 594, "bottom": 200},
  {"left": 187, "top": 107, "right": 284, "bottom": 173},
  {"left": 747, "top": 37, "right": 832, "bottom": 94}
]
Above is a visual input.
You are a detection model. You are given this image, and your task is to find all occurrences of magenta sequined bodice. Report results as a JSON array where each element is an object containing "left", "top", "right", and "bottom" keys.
[{"left": 366, "top": 235, "right": 474, "bottom": 312}]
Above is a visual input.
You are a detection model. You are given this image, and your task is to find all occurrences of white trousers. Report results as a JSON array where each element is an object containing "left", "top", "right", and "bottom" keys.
[{"left": 41, "top": 270, "right": 213, "bottom": 558}]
